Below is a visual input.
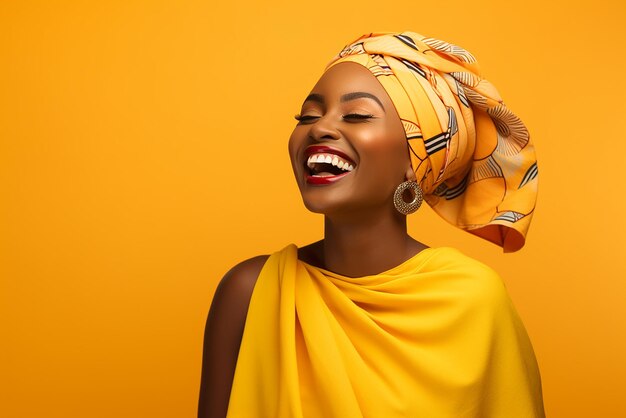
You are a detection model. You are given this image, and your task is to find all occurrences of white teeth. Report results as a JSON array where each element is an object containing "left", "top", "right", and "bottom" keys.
[{"left": 306, "top": 153, "right": 356, "bottom": 172}]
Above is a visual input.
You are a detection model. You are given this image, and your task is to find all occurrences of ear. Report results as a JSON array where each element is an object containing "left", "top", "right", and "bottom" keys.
[{"left": 404, "top": 164, "right": 416, "bottom": 182}]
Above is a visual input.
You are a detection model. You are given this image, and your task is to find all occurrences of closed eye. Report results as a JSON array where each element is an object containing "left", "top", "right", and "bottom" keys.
[
  {"left": 294, "top": 113, "right": 375, "bottom": 124},
  {"left": 294, "top": 114, "right": 320, "bottom": 124},
  {"left": 343, "top": 113, "right": 374, "bottom": 122}
]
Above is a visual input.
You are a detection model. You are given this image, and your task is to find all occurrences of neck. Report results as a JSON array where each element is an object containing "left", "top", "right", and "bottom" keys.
[{"left": 321, "top": 209, "right": 422, "bottom": 277}]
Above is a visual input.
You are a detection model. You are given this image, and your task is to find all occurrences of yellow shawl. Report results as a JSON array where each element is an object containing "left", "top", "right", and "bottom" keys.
[{"left": 227, "top": 244, "right": 545, "bottom": 417}]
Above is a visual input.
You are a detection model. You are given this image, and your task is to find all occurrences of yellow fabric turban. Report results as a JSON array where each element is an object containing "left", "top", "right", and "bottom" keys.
[{"left": 326, "top": 32, "right": 538, "bottom": 252}]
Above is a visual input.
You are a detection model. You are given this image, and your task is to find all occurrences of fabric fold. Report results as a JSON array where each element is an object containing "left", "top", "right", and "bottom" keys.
[{"left": 226, "top": 244, "right": 545, "bottom": 418}]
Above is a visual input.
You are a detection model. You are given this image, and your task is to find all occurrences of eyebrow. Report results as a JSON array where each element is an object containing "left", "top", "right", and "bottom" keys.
[{"left": 303, "top": 92, "right": 386, "bottom": 112}]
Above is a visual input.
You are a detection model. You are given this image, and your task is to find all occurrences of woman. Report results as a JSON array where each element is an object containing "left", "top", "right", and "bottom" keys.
[{"left": 198, "top": 32, "right": 544, "bottom": 418}]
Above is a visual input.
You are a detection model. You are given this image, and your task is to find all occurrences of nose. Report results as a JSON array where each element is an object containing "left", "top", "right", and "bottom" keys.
[{"left": 308, "top": 114, "right": 341, "bottom": 142}]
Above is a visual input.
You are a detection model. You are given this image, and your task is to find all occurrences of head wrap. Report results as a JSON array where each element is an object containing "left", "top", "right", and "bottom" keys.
[{"left": 326, "top": 32, "right": 538, "bottom": 252}]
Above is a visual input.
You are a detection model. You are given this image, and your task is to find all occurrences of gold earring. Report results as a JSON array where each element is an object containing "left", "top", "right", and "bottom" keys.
[{"left": 393, "top": 180, "right": 423, "bottom": 215}]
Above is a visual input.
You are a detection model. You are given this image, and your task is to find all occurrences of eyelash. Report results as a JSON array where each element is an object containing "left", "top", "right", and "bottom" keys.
[{"left": 294, "top": 113, "right": 374, "bottom": 123}]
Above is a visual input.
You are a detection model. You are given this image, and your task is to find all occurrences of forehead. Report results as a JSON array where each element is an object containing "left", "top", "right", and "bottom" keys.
[{"left": 310, "top": 61, "right": 390, "bottom": 102}]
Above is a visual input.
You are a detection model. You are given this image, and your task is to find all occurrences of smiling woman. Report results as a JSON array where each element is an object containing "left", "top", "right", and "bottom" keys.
[
  {"left": 198, "top": 31, "right": 545, "bottom": 418},
  {"left": 289, "top": 62, "right": 412, "bottom": 215}
]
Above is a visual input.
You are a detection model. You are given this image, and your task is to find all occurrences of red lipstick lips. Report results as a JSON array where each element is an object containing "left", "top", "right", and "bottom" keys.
[
  {"left": 306, "top": 171, "right": 351, "bottom": 185},
  {"left": 304, "top": 145, "right": 356, "bottom": 185}
]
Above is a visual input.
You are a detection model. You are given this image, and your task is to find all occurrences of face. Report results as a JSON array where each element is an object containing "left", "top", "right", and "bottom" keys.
[{"left": 288, "top": 61, "right": 413, "bottom": 216}]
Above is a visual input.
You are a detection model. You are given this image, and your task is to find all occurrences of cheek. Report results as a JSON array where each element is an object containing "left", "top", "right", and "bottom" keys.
[
  {"left": 288, "top": 127, "right": 309, "bottom": 174},
  {"left": 287, "top": 129, "right": 301, "bottom": 163},
  {"left": 356, "top": 126, "right": 408, "bottom": 172}
]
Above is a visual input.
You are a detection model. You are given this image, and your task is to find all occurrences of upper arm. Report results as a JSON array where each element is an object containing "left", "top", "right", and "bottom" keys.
[{"left": 197, "top": 254, "right": 269, "bottom": 418}]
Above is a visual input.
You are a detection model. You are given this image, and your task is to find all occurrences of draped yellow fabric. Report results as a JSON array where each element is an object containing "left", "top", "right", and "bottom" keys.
[
  {"left": 326, "top": 32, "right": 538, "bottom": 252},
  {"left": 227, "top": 244, "right": 545, "bottom": 417}
]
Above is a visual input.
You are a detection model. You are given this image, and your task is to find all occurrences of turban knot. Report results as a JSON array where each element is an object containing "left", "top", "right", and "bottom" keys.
[{"left": 326, "top": 32, "right": 538, "bottom": 252}]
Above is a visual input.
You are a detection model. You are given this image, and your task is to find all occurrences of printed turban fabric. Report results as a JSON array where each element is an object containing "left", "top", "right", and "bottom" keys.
[{"left": 326, "top": 32, "right": 538, "bottom": 252}]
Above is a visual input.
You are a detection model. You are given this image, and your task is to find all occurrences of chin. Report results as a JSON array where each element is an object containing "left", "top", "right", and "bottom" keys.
[
  {"left": 299, "top": 191, "right": 365, "bottom": 217},
  {"left": 300, "top": 196, "right": 334, "bottom": 215},
  {"left": 299, "top": 191, "right": 342, "bottom": 215}
]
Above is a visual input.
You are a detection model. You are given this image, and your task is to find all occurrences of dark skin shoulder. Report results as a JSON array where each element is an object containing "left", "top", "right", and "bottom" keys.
[
  {"left": 198, "top": 236, "right": 426, "bottom": 417},
  {"left": 197, "top": 254, "right": 269, "bottom": 418}
]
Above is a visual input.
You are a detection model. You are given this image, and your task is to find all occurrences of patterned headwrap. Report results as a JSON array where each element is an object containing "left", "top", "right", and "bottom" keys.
[{"left": 326, "top": 32, "right": 538, "bottom": 252}]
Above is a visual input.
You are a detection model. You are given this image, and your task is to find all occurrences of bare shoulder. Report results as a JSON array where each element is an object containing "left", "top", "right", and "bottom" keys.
[
  {"left": 198, "top": 254, "right": 270, "bottom": 418},
  {"left": 215, "top": 254, "right": 270, "bottom": 302},
  {"left": 205, "top": 254, "right": 271, "bottom": 345}
]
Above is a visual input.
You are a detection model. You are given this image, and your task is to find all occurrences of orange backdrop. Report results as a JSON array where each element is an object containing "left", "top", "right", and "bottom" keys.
[{"left": 1, "top": 0, "right": 625, "bottom": 417}]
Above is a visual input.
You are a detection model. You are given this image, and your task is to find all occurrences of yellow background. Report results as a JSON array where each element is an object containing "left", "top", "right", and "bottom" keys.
[{"left": 1, "top": 0, "right": 625, "bottom": 416}]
